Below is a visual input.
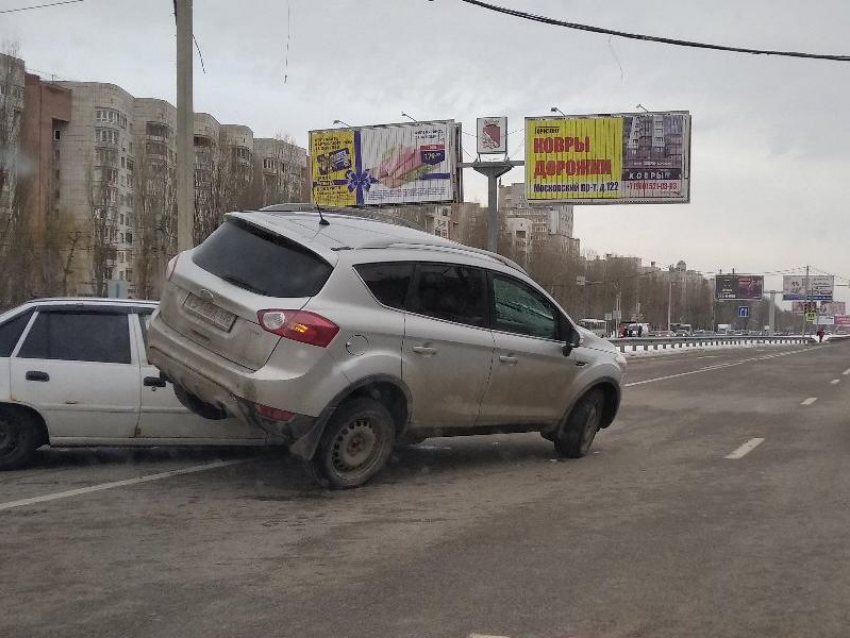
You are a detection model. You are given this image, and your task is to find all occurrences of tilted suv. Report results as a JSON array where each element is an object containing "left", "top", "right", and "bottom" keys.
[{"left": 147, "top": 207, "right": 625, "bottom": 488}]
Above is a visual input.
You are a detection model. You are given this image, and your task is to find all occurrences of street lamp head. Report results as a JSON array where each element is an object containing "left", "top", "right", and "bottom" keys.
[
  {"left": 401, "top": 112, "right": 418, "bottom": 123},
  {"left": 551, "top": 106, "right": 567, "bottom": 117},
  {"left": 332, "top": 119, "right": 352, "bottom": 128}
]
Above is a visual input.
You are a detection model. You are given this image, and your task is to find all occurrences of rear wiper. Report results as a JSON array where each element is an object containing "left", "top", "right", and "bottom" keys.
[{"left": 220, "top": 274, "right": 267, "bottom": 295}]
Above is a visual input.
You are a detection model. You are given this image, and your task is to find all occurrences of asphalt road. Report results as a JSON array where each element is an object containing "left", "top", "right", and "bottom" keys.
[{"left": 2, "top": 342, "right": 849, "bottom": 638}]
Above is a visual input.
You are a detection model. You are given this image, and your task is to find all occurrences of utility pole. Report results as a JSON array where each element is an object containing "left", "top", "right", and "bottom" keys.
[
  {"left": 768, "top": 290, "right": 777, "bottom": 336},
  {"left": 667, "top": 277, "right": 673, "bottom": 331},
  {"left": 175, "top": 0, "right": 194, "bottom": 252}
]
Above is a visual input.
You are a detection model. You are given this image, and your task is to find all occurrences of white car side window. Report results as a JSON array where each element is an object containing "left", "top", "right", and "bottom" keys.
[{"left": 17, "top": 311, "right": 132, "bottom": 365}]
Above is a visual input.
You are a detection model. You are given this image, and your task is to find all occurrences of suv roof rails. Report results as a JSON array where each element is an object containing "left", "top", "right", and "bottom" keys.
[
  {"left": 256, "top": 204, "right": 424, "bottom": 231},
  {"left": 355, "top": 238, "right": 527, "bottom": 274}
]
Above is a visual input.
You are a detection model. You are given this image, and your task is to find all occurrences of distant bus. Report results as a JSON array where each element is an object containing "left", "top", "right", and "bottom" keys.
[
  {"left": 578, "top": 319, "right": 607, "bottom": 337},
  {"left": 671, "top": 322, "right": 692, "bottom": 335}
]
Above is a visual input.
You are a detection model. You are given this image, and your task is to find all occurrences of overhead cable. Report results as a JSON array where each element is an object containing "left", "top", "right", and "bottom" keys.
[{"left": 455, "top": 0, "right": 850, "bottom": 62}]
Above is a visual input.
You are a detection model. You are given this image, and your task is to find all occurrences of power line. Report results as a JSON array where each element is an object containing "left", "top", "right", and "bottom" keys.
[
  {"left": 454, "top": 0, "right": 850, "bottom": 62},
  {"left": 0, "top": 0, "right": 84, "bottom": 14}
]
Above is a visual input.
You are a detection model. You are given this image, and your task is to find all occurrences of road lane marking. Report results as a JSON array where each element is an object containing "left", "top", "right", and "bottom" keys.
[
  {"left": 0, "top": 459, "right": 250, "bottom": 513},
  {"left": 831, "top": 379, "right": 841, "bottom": 385},
  {"left": 468, "top": 635, "right": 510, "bottom": 638},
  {"left": 843, "top": 368, "right": 850, "bottom": 376},
  {"left": 801, "top": 397, "right": 818, "bottom": 405},
  {"left": 726, "top": 438, "right": 765, "bottom": 459},
  {"left": 625, "top": 349, "right": 809, "bottom": 388}
]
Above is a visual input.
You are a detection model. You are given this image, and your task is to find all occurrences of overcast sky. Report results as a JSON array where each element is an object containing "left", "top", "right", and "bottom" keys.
[{"left": 4, "top": 0, "right": 850, "bottom": 304}]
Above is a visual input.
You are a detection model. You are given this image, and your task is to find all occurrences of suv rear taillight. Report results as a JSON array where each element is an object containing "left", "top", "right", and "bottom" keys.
[
  {"left": 165, "top": 254, "right": 180, "bottom": 281},
  {"left": 257, "top": 309, "right": 339, "bottom": 348}
]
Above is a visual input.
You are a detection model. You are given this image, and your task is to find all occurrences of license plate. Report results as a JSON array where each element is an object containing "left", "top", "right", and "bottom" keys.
[{"left": 183, "top": 293, "right": 236, "bottom": 332}]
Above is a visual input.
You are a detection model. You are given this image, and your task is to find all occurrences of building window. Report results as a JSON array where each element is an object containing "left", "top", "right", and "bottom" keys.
[
  {"left": 146, "top": 141, "right": 167, "bottom": 157},
  {"left": 54, "top": 130, "right": 61, "bottom": 140},
  {"left": 126, "top": 269, "right": 133, "bottom": 283},
  {"left": 121, "top": 156, "right": 125, "bottom": 168},
  {"left": 126, "top": 158, "right": 134, "bottom": 172},
  {"left": 263, "top": 158, "right": 276, "bottom": 170},
  {"left": 125, "top": 231, "right": 133, "bottom": 245},
  {"left": 119, "top": 214, "right": 125, "bottom": 226},
  {"left": 146, "top": 122, "right": 171, "bottom": 138},
  {"left": 96, "top": 129, "right": 119, "bottom": 146}
]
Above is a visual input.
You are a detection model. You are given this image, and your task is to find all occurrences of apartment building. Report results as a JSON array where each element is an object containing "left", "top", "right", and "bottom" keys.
[
  {"left": 2, "top": 55, "right": 308, "bottom": 299},
  {"left": 498, "top": 181, "right": 581, "bottom": 262}
]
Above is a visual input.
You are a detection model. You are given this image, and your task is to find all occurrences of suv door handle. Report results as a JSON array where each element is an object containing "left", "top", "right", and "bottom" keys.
[
  {"left": 143, "top": 376, "right": 167, "bottom": 388},
  {"left": 499, "top": 355, "right": 519, "bottom": 365},
  {"left": 25, "top": 371, "right": 50, "bottom": 382},
  {"left": 412, "top": 345, "right": 437, "bottom": 356}
]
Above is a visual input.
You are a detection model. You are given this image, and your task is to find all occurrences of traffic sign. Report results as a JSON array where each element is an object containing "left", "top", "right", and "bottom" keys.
[{"left": 737, "top": 306, "right": 750, "bottom": 318}]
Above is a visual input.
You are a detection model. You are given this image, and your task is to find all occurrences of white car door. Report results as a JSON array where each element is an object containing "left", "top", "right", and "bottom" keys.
[
  {"left": 133, "top": 311, "right": 266, "bottom": 441},
  {"left": 9, "top": 308, "right": 140, "bottom": 439}
]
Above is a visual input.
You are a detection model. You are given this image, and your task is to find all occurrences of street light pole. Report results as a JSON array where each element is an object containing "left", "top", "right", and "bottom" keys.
[{"left": 175, "top": 0, "right": 194, "bottom": 252}]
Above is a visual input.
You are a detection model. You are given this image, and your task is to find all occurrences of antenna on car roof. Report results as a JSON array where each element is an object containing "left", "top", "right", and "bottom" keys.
[
  {"left": 317, "top": 206, "right": 330, "bottom": 226},
  {"left": 311, "top": 183, "right": 330, "bottom": 226}
]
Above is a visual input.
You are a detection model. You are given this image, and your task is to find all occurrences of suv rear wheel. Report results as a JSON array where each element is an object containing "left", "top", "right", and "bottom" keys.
[
  {"left": 554, "top": 389, "right": 604, "bottom": 458},
  {"left": 310, "top": 398, "right": 395, "bottom": 489},
  {"left": 0, "top": 407, "right": 42, "bottom": 471}
]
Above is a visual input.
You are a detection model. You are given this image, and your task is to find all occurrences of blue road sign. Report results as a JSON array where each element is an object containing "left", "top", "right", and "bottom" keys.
[{"left": 737, "top": 306, "right": 750, "bottom": 318}]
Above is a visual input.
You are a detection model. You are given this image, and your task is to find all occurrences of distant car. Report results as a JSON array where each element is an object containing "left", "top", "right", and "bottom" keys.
[
  {"left": 0, "top": 298, "right": 272, "bottom": 470},
  {"left": 652, "top": 330, "right": 675, "bottom": 338}
]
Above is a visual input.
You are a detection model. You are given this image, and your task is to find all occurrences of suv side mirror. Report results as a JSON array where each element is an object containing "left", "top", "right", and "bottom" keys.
[{"left": 562, "top": 326, "right": 581, "bottom": 357}]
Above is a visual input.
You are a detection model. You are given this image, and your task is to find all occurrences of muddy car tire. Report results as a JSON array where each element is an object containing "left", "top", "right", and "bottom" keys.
[
  {"left": 310, "top": 398, "right": 395, "bottom": 489},
  {"left": 554, "top": 389, "right": 604, "bottom": 458},
  {"left": 0, "top": 407, "right": 41, "bottom": 471}
]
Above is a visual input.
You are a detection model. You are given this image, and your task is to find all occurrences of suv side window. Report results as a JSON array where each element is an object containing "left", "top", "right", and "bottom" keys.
[
  {"left": 356, "top": 263, "right": 413, "bottom": 310},
  {"left": 18, "top": 311, "right": 132, "bottom": 364},
  {"left": 411, "top": 264, "right": 487, "bottom": 327},
  {"left": 492, "top": 275, "right": 559, "bottom": 340},
  {"left": 0, "top": 310, "right": 34, "bottom": 357}
]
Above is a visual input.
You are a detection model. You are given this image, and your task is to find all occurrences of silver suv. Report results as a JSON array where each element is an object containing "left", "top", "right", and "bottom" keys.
[{"left": 147, "top": 207, "right": 625, "bottom": 488}]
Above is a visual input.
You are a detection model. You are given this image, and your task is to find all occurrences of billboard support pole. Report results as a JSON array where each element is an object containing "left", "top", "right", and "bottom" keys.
[
  {"left": 463, "top": 160, "right": 523, "bottom": 253},
  {"left": 768, "top": 290, "right": 776, "bottom": 336},
  {"left": 804, "top": 265, "right": 810, "bottom": 336}
]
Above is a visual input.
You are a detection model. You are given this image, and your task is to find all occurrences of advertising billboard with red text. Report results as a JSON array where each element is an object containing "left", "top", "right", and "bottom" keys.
[{"left": 525, "top": 111, "right": 691, "bottom": 204}]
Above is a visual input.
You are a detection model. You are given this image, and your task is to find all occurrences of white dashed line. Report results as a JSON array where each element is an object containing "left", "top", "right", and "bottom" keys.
[
  {"left": 726, "top": 438, "right": 765, "bottom": 459},
  {"left": 625, "top": 349, "right": 808, "bottom": 388},
  {"left": 831, "top": 379, "right": 841, "bottom": 385},
  {"left": 0, "top": 459, "right": 250, "bottom": 513},
  {"left": 468, "top": 634, "right": 510, "bottom": 638},
  {"left": 801, "top": 397, "right": 818, "bottom": 406},
  {"left": 843, "top": 368, "right": 850, "bottom": 376}
]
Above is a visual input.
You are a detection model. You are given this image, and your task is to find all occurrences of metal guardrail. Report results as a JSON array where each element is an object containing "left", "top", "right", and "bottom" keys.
[{"left": 608, "top": 335, "right": 819, "bottom": 353}]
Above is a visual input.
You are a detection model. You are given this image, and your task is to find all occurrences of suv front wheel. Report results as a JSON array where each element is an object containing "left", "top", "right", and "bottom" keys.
[
  {"left": 310, "top": 398, "right": 395, "bottom": 489},
  {"left": 554, "top": 389, "right": 604, "bottom": 458}
]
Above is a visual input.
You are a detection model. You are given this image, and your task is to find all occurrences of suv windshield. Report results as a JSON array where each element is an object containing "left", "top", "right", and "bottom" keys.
[{"left": 192, "top": 218, "right": 332, "bottom": 298}]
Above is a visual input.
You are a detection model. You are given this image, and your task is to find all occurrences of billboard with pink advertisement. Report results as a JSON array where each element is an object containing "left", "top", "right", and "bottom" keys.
[{"left": 310, "top": 121, "right": 462, "bottom": 207}]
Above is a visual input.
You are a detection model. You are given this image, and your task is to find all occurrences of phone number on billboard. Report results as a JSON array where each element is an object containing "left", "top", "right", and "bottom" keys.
[{"left": 626, "top": 182, "right": 683, "bottom": 191}]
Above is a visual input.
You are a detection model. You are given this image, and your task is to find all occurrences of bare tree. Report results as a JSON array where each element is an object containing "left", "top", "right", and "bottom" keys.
[
  {"left": 86, "top": 159, "right": 117, "bottom": 297},
  {"left": 194, "top": 134, "right": 254, "bottom": 244},
  {"left": 133, "top": 144, "right": 176, "bottom": 299},
  {"left": 0, "top": 44, "right": 37, "bottom": 308}
]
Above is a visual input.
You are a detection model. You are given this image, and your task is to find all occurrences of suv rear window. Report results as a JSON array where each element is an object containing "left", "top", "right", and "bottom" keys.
[{"left": 192, "top": 218, "right": 333, "bottom": 298}]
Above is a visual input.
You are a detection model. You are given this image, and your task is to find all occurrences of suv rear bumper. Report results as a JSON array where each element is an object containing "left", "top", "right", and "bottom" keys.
[{"left": 147, "top": 310, "right": 324, "bottom": 448}]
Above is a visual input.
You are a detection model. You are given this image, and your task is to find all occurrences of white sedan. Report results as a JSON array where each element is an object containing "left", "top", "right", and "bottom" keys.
[{"left": 0, "top": 298, "right": 274, "bottom": 470}]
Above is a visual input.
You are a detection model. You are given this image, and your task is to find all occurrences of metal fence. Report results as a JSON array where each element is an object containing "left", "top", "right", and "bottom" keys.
[{"left": 608, "top": 335, "right": 824, "bottom": 354}]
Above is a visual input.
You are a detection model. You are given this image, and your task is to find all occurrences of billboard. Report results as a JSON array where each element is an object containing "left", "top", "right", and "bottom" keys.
[
  {"left": 792, "top": 302, "right": 818, "bottom": 315},
  {"left": 525, "top": 111, "right": 691, "bottom": 204},
  {"left": 782, "top": 275, "right": 834, "bottom": 301},
  {"left": 309, "top": 121, "right": 461, "bottom": 207},
  {"left": 477, "top": 116, "right": 508, "bottom": 154},
  {"left": 715, "top": 274, "right": 764, "bottom": 301},
  {"left": 834, "top": 315, "right": 850, "bottom": 327},
  {"left": 821, "top": 301, "right": 846, "bottom": 316}
]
